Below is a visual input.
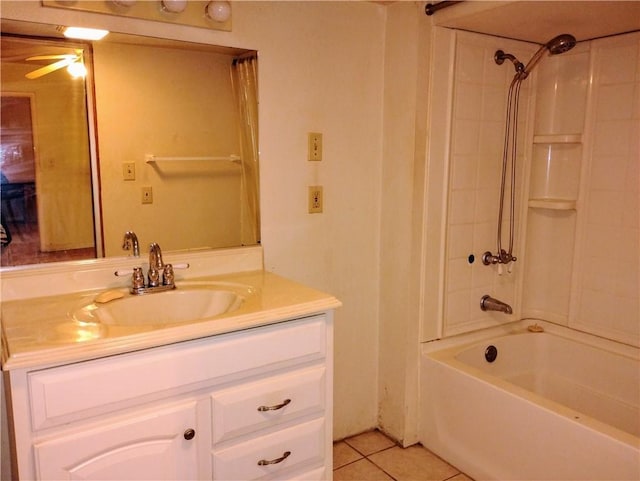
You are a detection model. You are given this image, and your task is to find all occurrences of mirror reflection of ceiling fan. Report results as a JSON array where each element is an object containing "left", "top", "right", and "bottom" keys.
[{"left": 25, "top": 50, "right": 85, "bottom": 79}]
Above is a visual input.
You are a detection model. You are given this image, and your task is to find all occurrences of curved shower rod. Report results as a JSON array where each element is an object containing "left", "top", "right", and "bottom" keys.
[{"left": 425, "top": 1, "right": 464, "bottom": 16}]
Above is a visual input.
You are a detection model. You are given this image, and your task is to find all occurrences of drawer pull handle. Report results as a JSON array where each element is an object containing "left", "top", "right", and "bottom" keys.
[
  {"left": 183, "top": 428, "right": 196, "bottom": 440},
  {"left": 258, "top": 451, "right": 291, "bottom": 466},
  {"left": 257, "top": 398, "right": 291, "bottom": 412}
]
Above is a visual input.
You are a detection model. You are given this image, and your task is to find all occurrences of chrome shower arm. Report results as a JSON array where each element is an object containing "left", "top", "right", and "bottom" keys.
[{"left": 494, "top": 49, "right": 525, "bottom": 75}]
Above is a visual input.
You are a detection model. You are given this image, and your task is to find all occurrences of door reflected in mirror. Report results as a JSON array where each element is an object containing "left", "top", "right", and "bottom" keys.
[
  {"left": 1, "top": 36, "right": 96, "bottom": 266},
  {"left": 0, "top": 22, "right": 259, "bottom": 268}
]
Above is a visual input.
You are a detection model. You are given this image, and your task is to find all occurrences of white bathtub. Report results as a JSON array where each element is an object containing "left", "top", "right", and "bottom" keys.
[{"left": 419, "top": 321, "right": 640, "bottom": 480}]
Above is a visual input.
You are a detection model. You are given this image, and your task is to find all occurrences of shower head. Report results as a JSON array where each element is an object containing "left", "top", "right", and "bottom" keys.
[
  {"left": 546, "top": 34, "right": 577, "bottom": 55},
  {"left": 522, "top": 33, "right": 576, "bottom": 77}
]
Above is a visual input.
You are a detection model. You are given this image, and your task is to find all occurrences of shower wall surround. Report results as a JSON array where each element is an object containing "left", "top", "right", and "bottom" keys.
[
  {"left": 523, "top": 32, "right": 639, "bottom": 347},
  {"left": 521, "top": 43, "right": 590, "bottom": 327},
  {"left": 570, "top": 33, "right": 639, "bottom": 345},
  {"left": 442, "top": 31, "right": 536, "bottom": 337},
  {"left": 433, "top": 29, "right": 639, "bottom": 347}
]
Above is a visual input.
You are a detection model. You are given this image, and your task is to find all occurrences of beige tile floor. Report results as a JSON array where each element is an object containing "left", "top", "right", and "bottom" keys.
[{"left": 333, "top": 430, "right": 473, "bottom": 481}]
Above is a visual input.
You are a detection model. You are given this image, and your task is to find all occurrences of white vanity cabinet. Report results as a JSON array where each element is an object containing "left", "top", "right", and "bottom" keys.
[{"left": 4, "top": 313, "right": 334, "bottom": 481}]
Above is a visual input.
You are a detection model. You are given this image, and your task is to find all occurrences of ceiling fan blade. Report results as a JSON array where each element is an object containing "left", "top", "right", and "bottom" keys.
[
  {"left": 25, "top": 58, "right": 74, "bottom": 79},
  {"left": 26, "top": 54, "right": 77, "bottom": 61}
]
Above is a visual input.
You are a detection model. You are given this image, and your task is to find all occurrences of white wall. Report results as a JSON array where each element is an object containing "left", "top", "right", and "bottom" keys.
[
  {"left": 377, "top": 2, "right": 431, "bottom": 445},
  {"left": 1, "top": 0, "right": 386, "bottom": 440}
]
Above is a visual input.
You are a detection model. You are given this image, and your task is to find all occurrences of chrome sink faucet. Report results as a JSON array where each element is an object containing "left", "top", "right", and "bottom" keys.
[
  {"left": 147, "top": 242, "right": 164, "bottom": 287},
  {"left": 115, "top": 242, "right": 188, "bottom": 295},
  {"left": 122, "top": 231, "right": 140, "bottom": 257}
]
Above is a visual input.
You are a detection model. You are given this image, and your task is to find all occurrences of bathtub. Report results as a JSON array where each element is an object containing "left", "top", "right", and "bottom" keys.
[{"left": 419, "top": 321, "right": 640, "bottom": 480}]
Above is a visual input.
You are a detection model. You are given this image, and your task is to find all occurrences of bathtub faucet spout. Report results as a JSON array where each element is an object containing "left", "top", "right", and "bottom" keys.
[{"left": 480, "top": 295, "right": 513, "bottom": 314}]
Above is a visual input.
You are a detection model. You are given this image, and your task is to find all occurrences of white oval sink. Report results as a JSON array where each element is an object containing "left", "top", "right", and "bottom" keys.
[{"left": 73, "top": 286, "right": 244, "bottom": 326}]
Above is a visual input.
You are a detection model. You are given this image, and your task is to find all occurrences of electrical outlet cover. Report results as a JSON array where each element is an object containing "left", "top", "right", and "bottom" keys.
[{"left": 308, "top": 185, "right": 323, "bottom": 213}]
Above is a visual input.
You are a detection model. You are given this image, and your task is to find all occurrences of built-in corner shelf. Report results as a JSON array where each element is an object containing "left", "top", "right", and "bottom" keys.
[
  {"left": 533, "top": 134, "right": 582, "bottom": 144},
  {"left": 528, "top": 198, "right": 577, "bottom": 210}
]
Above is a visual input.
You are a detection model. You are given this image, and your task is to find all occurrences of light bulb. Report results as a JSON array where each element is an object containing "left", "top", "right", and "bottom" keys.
[
  {"left": 67, "top": 61, "right": 87, "bottom": 78},
  {"left": 62, "top": 27, "right": 109, "bottom": 41},
  {"left": 161, "top": 0, "right": 187, "bottom": 13},
  {"left": 206, "top": 1, "right": 231, "bottom": 22}
]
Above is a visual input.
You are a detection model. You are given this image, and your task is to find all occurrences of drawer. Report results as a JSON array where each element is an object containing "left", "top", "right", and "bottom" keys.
[
  {"left": 28, "top": 316, "right": 326, "bottom": 430},
  {"left": 212, "top": 366, "right": 325, "bottom": 444},
  {"left": 212, "top": 418, "right": 325, "bottom": 480}
]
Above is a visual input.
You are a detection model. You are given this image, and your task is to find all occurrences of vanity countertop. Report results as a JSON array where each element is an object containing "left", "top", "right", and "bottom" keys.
[{"left": 1, "top": 270, "right": 341, "bottom": 371}]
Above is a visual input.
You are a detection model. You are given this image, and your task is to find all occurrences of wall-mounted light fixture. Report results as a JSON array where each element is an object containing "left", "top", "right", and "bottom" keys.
[{"left": 44, "top": 0, "right": 232, "bottom": 32}]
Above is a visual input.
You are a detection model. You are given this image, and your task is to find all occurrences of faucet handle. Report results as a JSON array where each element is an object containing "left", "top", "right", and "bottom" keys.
[
  {"left": 171, "top": 262, "right": 190, "bottom": 270},
  {"left": 132, "top": 267, "right": 145, "bottom": 289},
  {"left": 162, "top": 264, "right": 175, "bottom": 286}
]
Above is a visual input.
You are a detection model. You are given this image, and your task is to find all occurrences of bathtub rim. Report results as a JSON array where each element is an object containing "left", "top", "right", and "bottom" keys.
[
  {"left": 423, "top": 318, "right": 639, "bottom": 360},
  {"left": 420, "top": 318, "right": 640, "bottom": 449}
]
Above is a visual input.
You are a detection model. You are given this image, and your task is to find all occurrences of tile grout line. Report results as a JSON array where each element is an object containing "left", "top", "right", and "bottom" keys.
[
  {"left": 336, "top": 431, "right": 471, "bottom": 480},
  {"left": 364, "top": 454, "right": 399, "bottom": 481},
  {"left": 336, "top": 444, "right": 400, "bottom": 481},
  {"left": 335, "top": 442, "right": 468, "bottom": 481}
]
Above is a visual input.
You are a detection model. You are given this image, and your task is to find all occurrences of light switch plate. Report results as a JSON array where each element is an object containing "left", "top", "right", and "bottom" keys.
[
  {"left": 308, "top": 132, "right": 322, "bottom": 161},
  {"left": 123, "top": 162, "right": 135, "bottom": 181},
  {"left": 141, "top": 186, "right": 153, "bottom": 204}
]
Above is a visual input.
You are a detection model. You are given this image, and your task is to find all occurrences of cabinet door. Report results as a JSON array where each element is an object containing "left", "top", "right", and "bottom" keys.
[{"left": 34, "top": 401, "right": 200, "bottom": 481}]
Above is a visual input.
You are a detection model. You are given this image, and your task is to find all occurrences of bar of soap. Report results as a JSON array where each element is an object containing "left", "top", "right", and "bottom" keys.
[
  {"left": 527, "top": 323, "right": 544, "bottom": 333},
  {"left": 95, "top": 290, "right": 125, "bottom": 304}
]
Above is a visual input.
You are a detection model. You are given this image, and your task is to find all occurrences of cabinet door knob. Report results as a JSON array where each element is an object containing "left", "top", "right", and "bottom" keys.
[
  {"left": 257, "top": 451, "right": 291, "bottom": 466},
  {"left": 183, "top": 428, "right": 196, "bottom": 440},
  {"left": 257, "top": 398, "right": 291, "bottom": 412}
]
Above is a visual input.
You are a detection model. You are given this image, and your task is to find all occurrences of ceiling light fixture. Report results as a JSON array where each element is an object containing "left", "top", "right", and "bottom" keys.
[{"left": 61, "top": 26, "right": 110, "bottom": 41}]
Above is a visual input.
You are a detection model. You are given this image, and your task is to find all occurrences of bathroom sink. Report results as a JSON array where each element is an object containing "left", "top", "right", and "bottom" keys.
[{"left": 72, "top": 286, "right": 245, "bottom": 326}]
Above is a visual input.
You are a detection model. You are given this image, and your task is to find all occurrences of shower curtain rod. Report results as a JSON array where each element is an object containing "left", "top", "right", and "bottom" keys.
[{"left": 425, "top": 1, "right": 464, "bottom": 16}]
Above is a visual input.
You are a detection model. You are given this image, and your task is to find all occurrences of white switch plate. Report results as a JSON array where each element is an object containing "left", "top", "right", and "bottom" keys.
[
  {"left": 308, "top": 132, "right": 322, "bottom": 161},
  {"left": 122, "top": 162, "right": 135, "bottom": 181},
  {"left": 141, "top": 186, "right": 153, "bottom": 204}
]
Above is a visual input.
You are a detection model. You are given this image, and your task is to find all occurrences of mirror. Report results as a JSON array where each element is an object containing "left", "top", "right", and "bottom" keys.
[{"left": 0, "top": 19, "right": 259, "bottom": 268}]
